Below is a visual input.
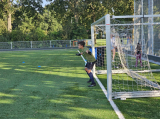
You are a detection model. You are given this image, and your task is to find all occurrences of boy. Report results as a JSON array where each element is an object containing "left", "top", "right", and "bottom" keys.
[
  {"left": 134, "top": 43, "right": 143, "bottom": 67},
  {"left": 76, "top": 41, "right": 97, "bottom": 87}
]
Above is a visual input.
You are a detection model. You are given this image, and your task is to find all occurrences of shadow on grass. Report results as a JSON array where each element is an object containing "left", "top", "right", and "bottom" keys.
[{"left": 0, "top": 49, "right": 118, "bottom": 119}]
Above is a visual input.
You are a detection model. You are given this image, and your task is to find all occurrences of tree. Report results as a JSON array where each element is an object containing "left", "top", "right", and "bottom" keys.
[
  {"left": 109, "top": 0, "right": 134, "bottom": 16},
  {"left": 0, "top": 0, "right": 13, "bottom": 32},
  {"left": 0, "top": 0, "right": 44, "bottom": 33},
  {"left": 7, "top": 0, "right": 12, "bottom": 32},
  {"left": 70, "top": 22, "right": 88, "bottom": 39},
  {"left": 12, "top": 8, "right": 62, "bottom": 41},
  {"left": 0, "top": 0, "right": 135, "bottom": 41},
  {"left": 81, "top": 0, "right": 108, "bottom": 43},
  {"left": 39, "top": 9, "right": 62, "bottom": 33}
]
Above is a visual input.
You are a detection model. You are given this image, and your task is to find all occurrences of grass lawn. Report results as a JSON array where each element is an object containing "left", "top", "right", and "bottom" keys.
[
  {"left": 96, "top": 39, "right": 106, "bottom": 47},
  {"left": 98, "top": 72, "right": 160, "bottom": 119},
  {"left": 95, "top": 38, "right": 127, "bottom": 47},
  {"left": 0, "top": 49, "right": 118, "bottom": 119}
]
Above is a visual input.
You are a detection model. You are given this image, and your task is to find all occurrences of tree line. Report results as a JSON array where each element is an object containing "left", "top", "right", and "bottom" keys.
[{"left": 0, "top": 0, "right": 134, "bottom": 42}]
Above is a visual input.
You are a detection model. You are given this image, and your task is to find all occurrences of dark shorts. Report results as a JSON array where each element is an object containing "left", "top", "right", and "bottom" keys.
[{"left": 85, "top": 61, "right": 96, "bottom": 70}]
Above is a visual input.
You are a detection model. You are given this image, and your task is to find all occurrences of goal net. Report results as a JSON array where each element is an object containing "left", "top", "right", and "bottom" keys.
[{"left": 91, "top": 0, "right": 160, "bottom": 100}]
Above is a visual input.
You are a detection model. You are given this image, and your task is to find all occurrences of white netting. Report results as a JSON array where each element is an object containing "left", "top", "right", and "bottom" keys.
[
  {"left": 94, "top": 20, "right": 160, "bottom": 99},
  {"left": 110, "top": 20, "right": 160, "bottom": 93}
]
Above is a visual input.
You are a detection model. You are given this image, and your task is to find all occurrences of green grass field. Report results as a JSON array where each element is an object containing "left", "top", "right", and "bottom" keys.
[
  {"left": 95, "top": 38, "right": 127, "bottom": 47},
  {"left": 0, "top": 49, "right": 118, "bottom": 119},
  {"left": 96, "top": 39, "right": 106, "bottom": 47},
  {"left": 98, "top": 72, "right": 160, "bottom": 119}
]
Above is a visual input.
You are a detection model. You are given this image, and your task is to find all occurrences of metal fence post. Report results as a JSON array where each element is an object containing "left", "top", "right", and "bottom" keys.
[
  {"left": 31, "top": 41, "right": 32, "bottom": 49},
  {"left": 50, "top": 40, "right": 51, "bottom": 48},
  {"left": 70, "top": 40, "right": 71, "bottom": 47},
  {"left": 11, "top": 42, "right": 12, "bottom": 49}
]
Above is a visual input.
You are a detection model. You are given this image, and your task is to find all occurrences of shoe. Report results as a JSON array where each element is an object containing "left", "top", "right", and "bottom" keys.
[
  {"left": 88, "top": 83, "right": 96, "bottom": 87},
  {"left": 87, "top": 80, "right": 91, "bottom": 83},
  {"left": 112, "top": 60, "right": 115, "bottom": 62}
]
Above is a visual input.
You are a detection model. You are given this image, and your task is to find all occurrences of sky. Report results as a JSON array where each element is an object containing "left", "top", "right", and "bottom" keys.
[
  {"left": 42, "top": 0, "right": 51, "bottom": 7},
  {"left": 13, "top": 0, "right": 52, "bottom": 7}
]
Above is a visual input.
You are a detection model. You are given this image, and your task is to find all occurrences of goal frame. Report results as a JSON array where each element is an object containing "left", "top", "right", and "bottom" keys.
[{"left": 91, "top": 13, "right": 160, "bottom": 100}]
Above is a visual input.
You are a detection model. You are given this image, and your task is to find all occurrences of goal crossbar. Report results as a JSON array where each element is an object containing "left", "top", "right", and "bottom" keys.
[
  {"left": 95, "top": 22, "right": 160, "bottom": 27},
  {"left": 92, "top": 14, "right": 160, "bottom": 26},
  {"left": 112, "top": 14, "right": 160, "bottom": 19},
  {"left": 96, "top": 69, "right": 160, "bottom": 74},
  {"left": 113, "top": 90, "right": 160, "bottom": 99},
  {"left": 91, "top": 16, "right": 105, "bottom": 26}
]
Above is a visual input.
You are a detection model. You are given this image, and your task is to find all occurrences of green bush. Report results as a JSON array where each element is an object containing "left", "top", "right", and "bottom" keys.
[
  {"left": 0, "top": 31, "right": 11, "bottom": 42},
  {"left": 48, "top": 31, "right": 63, "bottom": 40},
  {"left": 0, "top": 23, "right": 88, "bottom": 42},
  {"left": 0, "top": 35, "right": 10, "bottom": 42},
  {"left": 10, "top": 30, "right": 26, "bottom": 41},
  {"left": 70, "top": 22, "right": 88, "bottom": 39},
  {"left": 29, "top": 28, "right": 46, "bottom": 41}
]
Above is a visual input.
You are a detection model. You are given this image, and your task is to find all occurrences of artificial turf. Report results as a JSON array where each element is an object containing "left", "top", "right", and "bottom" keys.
[
  {"left": 98, "top": 72, "right": 160, "bottom": 119},
  {"left": 0, "top": 49, "right": 118, "bottom": 119},
  {"left": 96, "top": 39, "right": 160, "bottom": 118}
]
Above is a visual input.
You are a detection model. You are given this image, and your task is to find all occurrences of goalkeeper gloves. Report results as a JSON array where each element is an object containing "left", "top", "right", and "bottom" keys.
[
  {"left": 76, "top": 53, "right": 81, "bottom": 56},
  {"left": 76, "top": 51, "right": 91, "bottom": 56},
  {"left": 88, "top": 51, "right": 92, "bottom": 55}
]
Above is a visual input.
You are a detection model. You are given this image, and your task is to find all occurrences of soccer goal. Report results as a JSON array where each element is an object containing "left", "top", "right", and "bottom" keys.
[{"left": 91, "top": 0, "right": 160, "bottom": 100}]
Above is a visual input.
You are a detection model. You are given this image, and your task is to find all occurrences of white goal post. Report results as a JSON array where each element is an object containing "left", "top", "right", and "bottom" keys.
[{"left": 91, "top": 14, "right": 112, "bottom": 101}]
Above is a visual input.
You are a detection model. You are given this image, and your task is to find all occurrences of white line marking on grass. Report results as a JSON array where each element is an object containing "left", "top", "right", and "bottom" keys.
[
  {"left": 78, "top": 50, "right": 125, "bottom": 119},
  {"left": 93, "top": 74, "right": 107, "bottom": 97},
  {"left": 94, "top": 74, "right": 125, "bottom": 119}
]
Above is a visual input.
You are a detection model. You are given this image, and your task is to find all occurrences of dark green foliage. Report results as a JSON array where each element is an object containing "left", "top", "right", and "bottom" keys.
[
  {"left": 70, "top": 22, "right": 88, "bottom": 39},
  {"left": 0, "top": 0, "right": 135, "bottom": 41},
  {"left": 48, "top": 31, "right": 63, "bottom": 40},
  {"left": 29, "top": 28, "right": 46, "bottom": 41},
  {"left": 10, "top": 30, "right": 26, "bottom": 41}
]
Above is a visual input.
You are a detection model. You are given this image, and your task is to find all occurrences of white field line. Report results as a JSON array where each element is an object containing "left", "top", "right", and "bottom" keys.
[
  {"left": 94, "top": 74, "right": 125, "bottom": 119},
  {"left": 78, "top": 50, "right": 125, "bottom": 119}
]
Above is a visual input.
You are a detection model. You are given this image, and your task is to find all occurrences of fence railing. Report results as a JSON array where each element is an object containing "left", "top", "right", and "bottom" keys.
[{"left": 0, "top": 39, "right": 91, "bottom": 50}]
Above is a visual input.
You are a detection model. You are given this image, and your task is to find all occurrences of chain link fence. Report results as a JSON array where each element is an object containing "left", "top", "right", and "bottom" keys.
[{"left": 0, "top": 40, "right": 91, "bottom": 50}]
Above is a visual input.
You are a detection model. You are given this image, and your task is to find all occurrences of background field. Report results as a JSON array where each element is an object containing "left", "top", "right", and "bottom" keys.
[{"left": 0, "top": 49, "right": 118, "bottom": 119}]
